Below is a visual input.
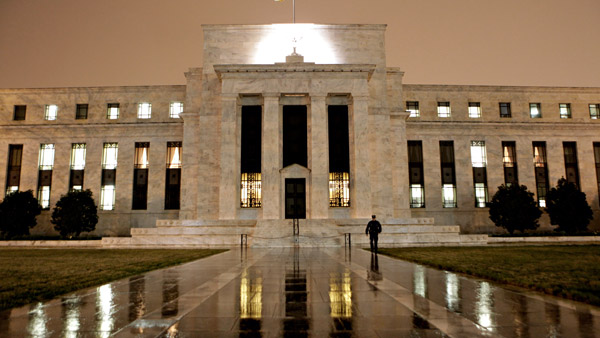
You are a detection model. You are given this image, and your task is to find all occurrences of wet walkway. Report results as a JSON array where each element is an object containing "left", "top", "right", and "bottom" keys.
[{"left": 1, "top": 247, "right": 599, "bottom": 337}]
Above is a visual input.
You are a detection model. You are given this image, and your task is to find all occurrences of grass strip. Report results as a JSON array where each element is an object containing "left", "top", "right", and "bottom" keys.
[
  {"left": 378, "top": 246, "right": 600, "bottom": 306},
  {"left": 0, "top": 248, "right": 226, "bottom": 311}
]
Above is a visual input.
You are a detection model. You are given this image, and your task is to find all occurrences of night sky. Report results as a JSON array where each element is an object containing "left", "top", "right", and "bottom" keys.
[{"left": 1, "top": 0, "right": 598, "bottom": 88}]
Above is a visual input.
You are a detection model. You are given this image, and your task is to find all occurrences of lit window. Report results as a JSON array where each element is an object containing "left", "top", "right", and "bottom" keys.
[
  {"left": 442, "top": 184, "right": 456, "bottom": 208},
  {"left": 38, "top": 186, "right": 51, "bottom": 209},
  {"left": 137, "top": 103, "right": 152, "bottom": 119},
  {"left": 470, "top": 141, "right": 487, "bottom": 168},
  {"left": 410, "top": 184, "right": 425, "bottom": 208},
  {"left": 134, "top": 143, "right": 150, "bottom": 169},
  {"left": 102, "top": 143, "right": 119, "bottom": 169},
  {"left": 590, "top": 104, "right": 600, "bottom": 119},
  {"left": 530, "top": 103, "right": 542, "bottom": 118},
  {"left": 468, "top": 102, "right": 481, "bottom": 118},
  {"left": 502, "top": 141, "right": 518, "bottom": 185},
  {"left": 45, "top": 105, "right": 58, "bottom": 120},
  {"left": 437, "top": 102, "right": 451, "bottom": 118},
  {"left": 406, "top": 101, "right": 419, "bottom": 117},
  {"left": 241, "top": 173, "right": 262, "bottom": 208},
  {"left": 170, "top": 102, "right": 184, "bottom": 118},
  {"left": 6, "top": 145, "right": 23, "bottom": 195},
  {"left": 70, "top": 143, "right": 86, "bottom": 170},
  {"left": 100, "top": 185, "right": 115, "bottom": 210},
  {"left": 474, "top": 183, "right": 487, "bottom": 208},
  {"left": 329, "top": 172, "right": 350, "bottom": 207},
  {"left": 559, "top": 103, "right": 571, "bottom": 119},
  {"left": 499, "top": 102, "right": 511, "bottom": 118},
  {"left": 532, "top": 142, "right": 548, "bottom": 207},
  {"left": 75, "top": 104, "right": 88, "bottom": 120},
  {"left": 38, "top": 144, "right": 55, "bottom": 170},
  {"left": 107, "top": 103, "right": 119, "bottom": 119}
]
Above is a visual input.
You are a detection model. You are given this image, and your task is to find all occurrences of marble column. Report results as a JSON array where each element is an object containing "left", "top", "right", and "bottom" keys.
[
  {"left": 262, "top": 94, "right": 281, "bottom": 219},
  {"left": 309, "top": 94, "right": 328, "bottom": 219},
  {"left": 218, "top": 94, "right": 238, "bottom": 219},
  {"left": 350, "top": 95, "right": 372, "bottom": 218},
  {"left": 390, "top": 111, "right": 411, "bottom": 218}
]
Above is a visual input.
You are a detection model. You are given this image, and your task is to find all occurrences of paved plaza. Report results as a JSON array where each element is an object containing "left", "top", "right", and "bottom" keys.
[{"left": 0, "top": 247, "right": 599, "bottom": 337}]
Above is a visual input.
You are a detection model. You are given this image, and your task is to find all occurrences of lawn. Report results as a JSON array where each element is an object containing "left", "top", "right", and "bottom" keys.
[
  {"left": 0, "top": 248, "right": 226, "bottom": 311},
  {"left": 378, "top": 245, "right": 600, "bottom": 306}
]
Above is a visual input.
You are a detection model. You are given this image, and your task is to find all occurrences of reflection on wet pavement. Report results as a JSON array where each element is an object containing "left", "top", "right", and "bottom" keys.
[{"left": 0, "top": 247, "right": 599, "bottom": 337}]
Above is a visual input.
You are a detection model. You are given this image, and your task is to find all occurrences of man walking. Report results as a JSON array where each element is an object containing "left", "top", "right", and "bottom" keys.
[{"left": 365, "top": 215, "right": 382, "bottom": 252}]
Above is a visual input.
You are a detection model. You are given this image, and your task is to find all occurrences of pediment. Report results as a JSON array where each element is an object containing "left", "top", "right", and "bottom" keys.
[{"left": 280, "top": 164, "right": 311, "bottom": 176}]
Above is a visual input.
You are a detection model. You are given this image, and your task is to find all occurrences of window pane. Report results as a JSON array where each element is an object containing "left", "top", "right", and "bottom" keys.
[
  {"left": 38, "top": 186, "right": 51, "bottom": 209},
  {"left": 470, "top": 141, "right": 487, "bottom": 167},
  {"left": 499, "top": 102, "right": 511, "bottom": 118},
  {"left": 102, "top": 143, "right": 119, "bottom": 169},
  {"left": 468, "top": 102, "right": 481, "bottom": 118},
  {"left": 442, "top": 184, "right": 457, "bottom": 208},
  {"left": 437, "top": 102, "right": 451, "bottom": 118},
  {"left": 407, "top": 101, "right": 419, "bottom": 117},
  {"left": 474, "top": 183, "right": 487, "bottom": 208},
  {"left": 134, "top": 142, "right": 150, "bottom": 168},
  {"left": 38, "top": 144, "right": 55, "bottom": 170},
  {"left": 590, "top": 104, "right": 600, "bottom": 119},
  {"left": 70, "top": 143, "right": 86, "bottom": 170},
  {"left": 138, "top": 103, "right": 152, "bottom": 119},
  {"left": 107, "top": 103, "right": 119, "bottom": 119},
  {"left": 166, "top": 142, "right": 182, "bottom": 168},
  {"left": 45, "top": 105, "right": 58, "bottom": 120},
  {"left": 410, "top": 184, "right": 425, "bottom": 208},
  {"left": 170, "top": 102, "right": 183, "bottom": 118},
  {"left": 530, "top": 103, "right": 541, "bottom": 118},
  {"left": 100, "top": 185, "right": 115, "bottom": 210},
  {"left": 559, "top": 103, "right": 571, "bottom": 119}
]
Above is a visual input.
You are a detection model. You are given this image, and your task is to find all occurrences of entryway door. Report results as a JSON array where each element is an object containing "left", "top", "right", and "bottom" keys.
[{"left": 285, "top": 178, "right": 306, "bottom": 219}]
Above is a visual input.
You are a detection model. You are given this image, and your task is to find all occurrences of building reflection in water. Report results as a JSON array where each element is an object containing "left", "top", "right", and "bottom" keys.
[
  {"left": 444, "top": 271, "right": 460, "bottom": 313},
  {"left": 27, "top": 302, "right": 47, "bottom": 337},
  {"left": 128, "top": 276, "right": 146, "bottom": 322},
  {"left": 282, "top": 246, "right": 310, "bottom": 337},
  {"left": 162, "top": 271, "right": 179, "bottom": 318},
  {"left": 511, "top": 294, "right": 529, "bottom": 337},
  {"left": 475, "top": 281, "right": 495, "bottom": 333},
  {"left": 96, "top": 284, "right": 115, "bottom": 338},
  {"left": 413, "top": 264, "right": 427, "bottom": 298},
  {"left": 62, "top": 296, "right": 81, "bottom": 338},
  {"left": 329, "top": 268, "right": 353, "bottom": 332},
  {"left": 239, "top": 268, "right": 263, "bottom": 336}
]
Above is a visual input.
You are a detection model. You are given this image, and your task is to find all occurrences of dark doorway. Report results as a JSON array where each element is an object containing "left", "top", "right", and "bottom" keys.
[
  {"left": 283, "top": 105, "right": 307, "bottom": 168},
  {"left": 285, "top": 178, "right": 306, "bottom": 219}
]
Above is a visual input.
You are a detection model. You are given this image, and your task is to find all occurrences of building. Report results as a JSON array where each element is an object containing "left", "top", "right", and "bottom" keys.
[{"left": 1, "top": 24, "right": 599, "bottom": 244}]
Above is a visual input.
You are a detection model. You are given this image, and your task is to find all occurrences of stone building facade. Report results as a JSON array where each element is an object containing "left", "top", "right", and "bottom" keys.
[{"left": 1, "top": 24, "right": 599, "bottom": 237}]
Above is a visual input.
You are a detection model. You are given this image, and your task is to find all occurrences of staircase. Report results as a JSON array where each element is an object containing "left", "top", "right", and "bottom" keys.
[{"left": 101, "top": 218, "right": 487, "bottom": 248}]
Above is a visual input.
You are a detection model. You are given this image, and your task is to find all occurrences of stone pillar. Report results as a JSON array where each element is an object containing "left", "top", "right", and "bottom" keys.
[
  {"left": 390, "top": 112, "right": 411, "bottom": 218},
  {"left": 309, "top": 94, "right": 328, "bottom": 219},
  {"left": 262, "top": 94, "right": 281, "bottom": 219},
  {"left": 350, "top": 95, "right": 371, "bottom": 218},
  {"left": 179, "top": 110, "right": 199, "bottom": 220},
  {"left": 218, "top": 94, "right": 238, "bottom": 219}
]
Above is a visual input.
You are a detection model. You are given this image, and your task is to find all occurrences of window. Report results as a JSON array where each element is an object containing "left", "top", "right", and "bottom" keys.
[
  {"left": 45, "top": 104, "right": 58, "bottom": 120},
  {"left": 563, "top": 142, "right": 579, "bottom": 189},
  {"left": 590, "top": 104, "right": 600, "bottom": 119},
  {"left": 100, "top": 143, "right": 118, "bottom": 210},
  {"left": 165, "top": 142, "right": 182, "bottom": 209},
  {"left": 170, "top": 102, "right": 183, "bottom": 118},
  {"left": 440, "top": 141, "right": 457, "bottom": 208},
  {"left": 408, "top": 141, "right": 425, "bottom": 208},
  {"left": 468, "top": 102, "right": 481, "bottom": 118},
  {"left": 406, "top": 101, "right": 420, "bottom": 117},
  {"left": 137, "top": 103, "right": 152, "bottom": 119},
  {"left": 559, "top": 103, "right": 571, "bottom": 119},
  {"left": 533, "top": 142, "right": 549, "bottom": 207},
  {"left": 437, "top": 102, "right": 451, "bottom": 118},
  {"left": 470, "top": 141, "right": 488, "bottom": 207},
  {"left": 107, "top": 103, "right": 119, "bottom": 119},
  {"left": 69, "top": 143, "right": 86, "bottom": 191},
  {"left": 75, "top": 104, "right": 88, "bottom": 120},
  {"left": 530, "top": 103, "right": 542, "bottom": 118},
  {"left": 6, "top": 145, "right": 23, "bottom": 195},
  {"left": 241, "top": 106, "right": 262, "bottom": 208},
  {"left": 499, "top": 102, "right": 511, "bottom": 118},
  {"left": 37, "top": 144, "right": 55, "bottom": 209},
  {"left": 13, "top": 105, "right": 26, "bottom": 120},
  {"left": 132, "top": 142, "right": 150, "bottom": 210},
  {"left": 593, "top": 143, "right": 600, "bottom": 206},
  {"left": 502, "top": 141, "right": 518, "bottom": 185},
  {"left": 328, "top": 105, "right": 350, "bottom": 207}
]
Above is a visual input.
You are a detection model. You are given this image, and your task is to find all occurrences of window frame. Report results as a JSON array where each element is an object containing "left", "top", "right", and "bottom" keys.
[
  {"left": 559, "top": 103, "right": 571, "bottom": 119},
  {"left": 13, "top": 105, "right": 26, "bottom": 121},
  {"left": 499, "top": 102, "right": 511, "bottom": 118},
  {"left": 529, "top": 103, "right": 542, "bottom": 118},
  {"left": 437, "top": 102, "right": 451, "bottom": 118},
  {"left": 468, "top": 102, "right": 481, "bottom": 118},
  {"left": 45, "top": 104, "right": 58, "bottom": 121},
  {"left": 137, "top": 102, "right": 152, "bottom": 119}
]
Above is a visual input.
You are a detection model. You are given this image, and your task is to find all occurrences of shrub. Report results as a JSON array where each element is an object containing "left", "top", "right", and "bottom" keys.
[
  {"left": 0, "top": 190, "right": 42, "bottom": 239},
  {"left": 546, "top": 178, "right": 593, "bottom": 234},
  {"left": 488, "top": 184, "right": 542, "bottom": 234},
  {"left": 51, "top": 190, "right": 99, "bottom": 238}
]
